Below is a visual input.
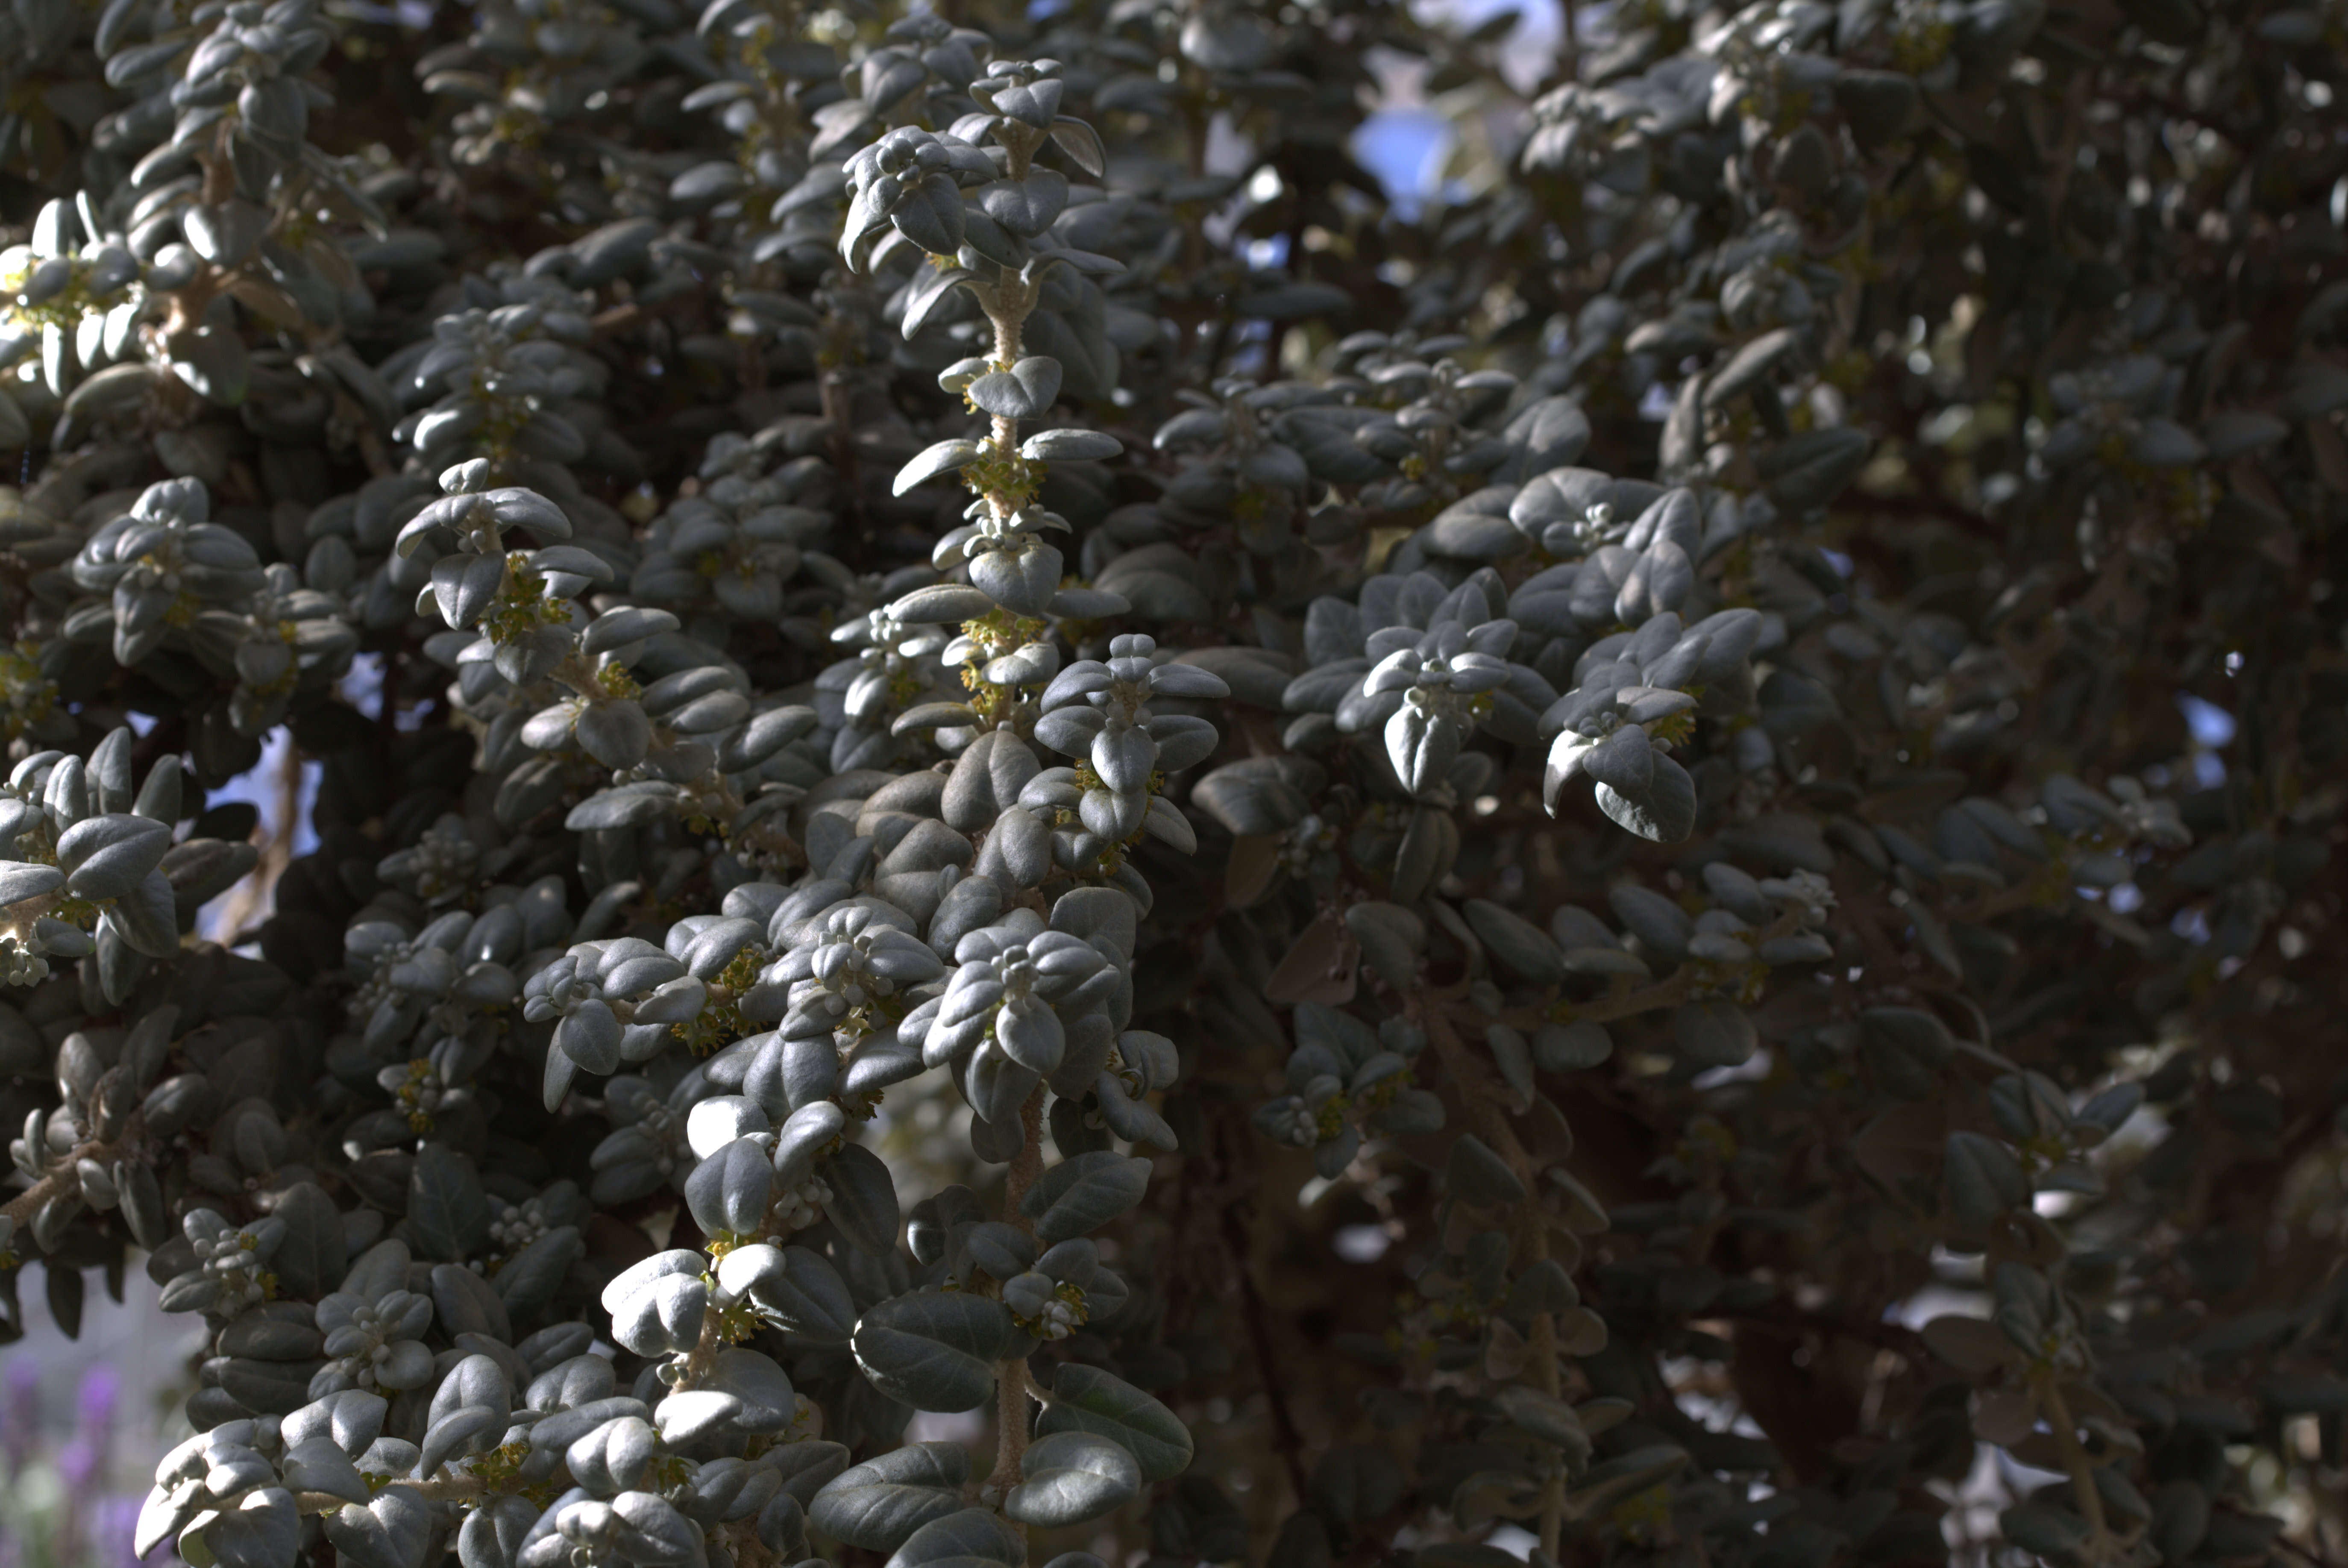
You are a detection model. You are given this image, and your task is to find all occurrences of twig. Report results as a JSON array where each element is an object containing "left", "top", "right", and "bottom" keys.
[
  {"left": 988, "top": 1089, "right": 1049, "bottom": 1499},
  {"left": 1221, "top": 1199, "right": 1313, "bottom": 1502},
  {"left": 2, "top": 1114, "right": 144, "bottom": 1233}
]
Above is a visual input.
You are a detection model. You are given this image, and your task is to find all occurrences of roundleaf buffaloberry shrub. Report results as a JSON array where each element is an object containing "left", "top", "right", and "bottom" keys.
[{"left": 0, "top": 1, "right": 2344, "bottom": 1567}]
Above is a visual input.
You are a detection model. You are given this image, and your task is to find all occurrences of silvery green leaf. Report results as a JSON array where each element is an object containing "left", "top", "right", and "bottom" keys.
[
  {"left": 137, "top": 1468, "right": 203, "bottom": 1559},
  {"left": 1673, "top": 998, "right": 1755, "bottom": 1068},
  {"left": 195, "top": 1489, "right": 302, "bottom": 1568},
  {"left": 1485, "top": 1025, "right": 1534, "bottom": 1103},
  {"left": 992, "top": 77, "right": 1064, "bottom": 127},
  {"left": 1018, "top": 428, "right": 1121, "bottom": 461},
  {"left": 1565, "top": 1447, "right": 1688, "bottom": 1518},
  {"left": 705, "top": 1347, "right": 796, "bottom": 1433},
  {"left": 687, "top": 1096, "right": 772, "bottom": 1160},
  {"left": 1532, "top": 1020, "right": 1611, "bottom": 1071},
  {"left": 969, "top": 543, "right": 1062, "bottom": 615},
  {"left": 184, "top": 199, "right": 269, "bottom": 266},
  {"left": 1462, "top": 900, "right": 1565, "bottom": 985},
  {"left": 270, "top": 1181, "right": 346, "bottom": 1298},
  {"left": 1580, "top": 724, "right": 1654, "bottom": 796},
  {"left": 88, "top": 728, "right": 133, "bottom": 814},
  {"left": 888, "top": 1508, "right": 1025, "bottom": 1568},
  {"left": 1183, "top": 765, "right": 1315, "bottom": 840},
  {"left": 57, "top": 813, "right": 172, "bottom": 900},
  {"left": 164, "top": 324, "right": 248, "bottom": 406},
  {"left": 1034, "top": 1363, "right": 1192, "bottom": 1482},
  {"left": 1946, "top": 1131, "right": 2030, "bottom": 1226},
  {"left": 459, "top": 1497, "right": 540, "bottom": 1568},
  {"left": 1594, "top": 752, "right": 1696, "bottom": 843},
  {"left": 582, "top": 606, "right": 680, "bottom": 655},
  {"left": 341, "top": 1236, "right": 414, "bottom": 1301},
  {"left": 564, "top": 788, "right": 672, "bottom": 833},
  {"left": 895, "top": 440, "right": 979, "bottom": 496},
  {"left": 889, "top": 173, "right": 967, "bottom": 255},
  {"left": 1446, "top": 1133, "right": 1524, "bottom": 1206},
  {"left": 902, "top": 266, "right": 974, "bottom": 339},
  {"left": 604, "top": 1492, "right": 700, "bottom": 1568},
  {"left": 850, "top": 1290, "right": 1012, "bottom": 1412},
  {"left": 809, "top": 1443, "right": 969, "bottom": 1552},
  {"left": 957, "top": 202, "right": 1027, "bottom": 268},
  {"left": 408, "top": 1145, "right": 488, "bottom": 1262},
  {"left": 554, "top": 1001, "right": 624, "bottom": 1075},
  {"left": 824, "top": 1141, "right": 900, "bottom": 1255},
  {"left": 754, "top": 1493, "right": 807, "bottom": 1558},
  {"left": 118, "top": 1158, "right": 167, "bottom": 1248},
  {"left": 496, "top": 1227, "right": 583, "bottom": 1323},
  {"left": 574, "top": 701, "right": 653, "bottom": 770},
  {"left": 977, "top": 170, "right": 1068, "bottom": 236},
  {"left": 601, "top": 1251, "right": 708, "bottom": 1357},
  {"left": 770, "top": 1101, "right": 848, "bottom": 1187},
  {"left": 566, "top": 1415, "right": 657, "bottom": 1493},
  {"left": 420, "top": 1404, "right": 505, "bottom": 1480},
  {"left": 1049, "top": 118, "right": 1107, "bottom": 177},
  {"left": 431, "top": 551, "right": 507, "bottom": 630},
  {"left": 967, "top": 356, "right": 1062, "bottom": 418},
  {"left": 1139, "top": 795, "right": 1195, "bottom": 853},
  {"left": 432, "top": 1266, "right": 512, "bottom": 1343},
  {"left": 732, "top": 1243, "right": 855, "bottom": 1344},
  {"left": 1019, "top": 1151, "right": 1151, "bottom": 1245},
  {"left": 286, "top": 1389, "right": 389, "bottom": 1457},
  {"left": 685, "top": 1136, "right": 772, "bottom": 1238},
  {"left": 1047, "top": 586, "right": 1128, "bottom": 617},
  {"left": 105, "top": 868, "right": 180, "bottom": 958},
  {"left": 0, "top": 860, "right": 66, "bottom": 907},
  {"left": 655, "top": 1389, "right": 744, "bottom": 1445},
  {"left": 1391, "top": 804, "right": 1458, "bottom": 902},
  {"left": 1760, "top": 426, "right": 1870, "bottom": 511},
  {"left": 720, "top": 705, "right": 818, "bottom": 770},
  {"left": 282, "top": 1437, "right": 370, "bottom": 1503},
  {"left": 1493, "top": 1386, "right": 1590, "bottom": 1459},
  {"left": 1004, "top": 1431, "right": 1140, "bottom": 1527},
  {"left": 890, "top": 583, "right": 996, "bottom": 623}
]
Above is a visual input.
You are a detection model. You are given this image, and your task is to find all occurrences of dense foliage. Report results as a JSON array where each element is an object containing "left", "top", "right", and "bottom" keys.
[{"left": 0, "top": 0, "right": 2345, "bottom": 1566}]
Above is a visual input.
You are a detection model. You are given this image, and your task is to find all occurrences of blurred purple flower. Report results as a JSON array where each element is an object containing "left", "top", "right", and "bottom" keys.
[
  {"left": 77, "top": 1365, "right": 120, "bottom": 1439},
  {"left": 59, "top": 1436, "right": 98, "bottom": 1490},
  {"left": 94, "top": 1494, "right": 147, "bottom": 1568},
  {"left": 0, "top": 1359, "right": 35, "bottom": 1474}
]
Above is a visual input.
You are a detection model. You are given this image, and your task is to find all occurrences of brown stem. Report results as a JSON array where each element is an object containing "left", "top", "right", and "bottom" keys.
[
  {"left": 726, "top": 1519, "right": 772, "bottom": 1568},
  {"left": 1222, "top": 1199, "right": 1313, "bottom": 1502},
  {"left": 295, "top": 1475, "right": 481, "bottom": 1515},
  {"left": 1488, "top": 903, "right": 1813, "bottom": 1035},
  {"left": 2, "top": 1114, "right": 143, "bottom": 1234},
  {"left": 2040, "top": 1378, "right": 2115, "bottom": 1561},
  {"left": 1005, "top": 1088, "right": 1044, "bottom": 1238},
  {"left": 676, "top": 1298, "right": 726, "bottom": 1389},
  {"left": 988, "top": 1089, "right": 1049, "bottom": 1500},
  {"left": 983, "top": 277, "right": 1035, "bottom": 493},
  {"left": 818, "top": 368, "right": 863, "bottom": 537},
  {"left": 214, "top": 732, "right": 305, "bottom": 945}
]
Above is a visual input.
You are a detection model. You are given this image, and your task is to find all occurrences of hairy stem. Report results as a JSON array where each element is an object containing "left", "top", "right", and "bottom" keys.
[
  {"left": 296, "top": 1474, "right": 483, "bottom": 1515},
  {"left": 2040, "top": 1378, "right": 2114, "bottom": 1559},
  {"left": 676, "top": 1297, "right": 726, "bottom": 1389},
  {"left": 1222, "top": 1199, "right": 1312, "bottom": 1502},
  {"left": 2, "top": 1115, "right": 144, "bottom": 1234},
  {"left": 988, "top": 1087, "right": 1049, "bottom": 1499}
]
